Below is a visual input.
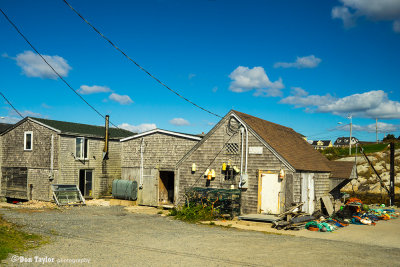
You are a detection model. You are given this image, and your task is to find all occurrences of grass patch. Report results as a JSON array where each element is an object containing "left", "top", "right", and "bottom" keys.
[
  {"left": 320, "top": 143, "right": 394, "bottom": 160},
  {"left": 0, "top": 215, "right": 44, "bottom": 262},
  {"left": 168, "top": 203, "right": 217, "bottom": 223}
]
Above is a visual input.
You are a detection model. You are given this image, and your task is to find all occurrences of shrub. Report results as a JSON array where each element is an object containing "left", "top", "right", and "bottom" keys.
[{"left": 168, "top": 203, "right": 218, "bottom": 223}]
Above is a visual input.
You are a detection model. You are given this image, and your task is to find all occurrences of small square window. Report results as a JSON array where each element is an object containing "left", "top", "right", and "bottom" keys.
[
  {"left": 24, "top": 131, "right": 33, "bottom": 151},
  {"left": 76, "top": 137, "right": 88, "bottom": 159}
]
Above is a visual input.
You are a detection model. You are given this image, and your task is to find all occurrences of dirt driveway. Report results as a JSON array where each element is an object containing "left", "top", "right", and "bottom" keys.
[{"left": 1, "top": 205, "right": 400, "bottom": 267}]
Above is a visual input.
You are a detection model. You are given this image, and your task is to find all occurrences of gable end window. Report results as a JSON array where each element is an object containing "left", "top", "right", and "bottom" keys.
[
  {"left": 24, "top": 131, "right": 33, "bottom": 151},
  {"left": 76, "top": 137, "right": 88, "bottom": 159}
]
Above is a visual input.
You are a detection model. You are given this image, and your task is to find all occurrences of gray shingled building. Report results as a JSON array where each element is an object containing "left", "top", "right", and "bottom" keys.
[
  {"left": 175, "top": 110, "right": 356, "bottom": 215},
  {"left": 121, "top": 129, "right": 201, "bottom": 206},
  {"left": 0, "top": 117, "right": 133, "bottom": 201}
]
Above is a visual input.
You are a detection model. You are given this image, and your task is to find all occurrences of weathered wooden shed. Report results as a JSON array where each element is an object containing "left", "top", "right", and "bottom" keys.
[
  {"left": 0, "top": 117, "right": 133, "bottom": 201},
  {"left": 328, "top": 161, "right": 357, "bottom": 200},
  {"left": 175, "top": 110, "right": 355, "bottom": 215},
  {"left": 120, "top": 129, "right": 201, "bottom": 206}
]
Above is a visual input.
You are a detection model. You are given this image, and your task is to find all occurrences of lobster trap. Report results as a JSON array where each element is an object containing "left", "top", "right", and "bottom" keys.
[{"left": 185, "top": 187, "right": 241, "bottom": 218}]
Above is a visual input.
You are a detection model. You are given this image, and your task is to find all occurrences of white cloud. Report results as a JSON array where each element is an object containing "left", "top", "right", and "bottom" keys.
[
  {"left": 14, "top": 50, "right": 72, "bottom": 79},
  {"left": 274, "top": 55, "right": 322, "bottom": 69},
  {"left": 7, "top": 109, "right": 44, "bottom": 118},
  {"left": 119, "top": 123, "right": 156, "bottom": 133},
  {"left": 79, "top": 85, "right": 111, "bottom": 95},
  {"left": 109, "top": 93, "right": 133, "bottom": 105},
  {"left": 280, "top": 93, "right": 335, "bottom": 108},
  {"left": 0, "top": 116, "right": 20, "bottom": 124},
  {"left": 228, "top": 66, "right": 284, "bottom": 97},
  {"left": 280, "top": 89, "right": 400, "bottom": 119},
  {"left": 332, "top": 0, "right": 400, "bottom": 33},
  {"left": 290, "top": 87, "right": 309, "bottom": 97},
  {"left": 188, "top": 73, "right": 196, "bottom": 80},
  {"left": 212, "top": 86, "right": 218, "bottom": 93},
  {"left": 338, "top": 122, "right": 400, "bottom": 133},
  {"left": 169, "top": 118, "right": 190, "bottom": 126},
  {"left": 332, "top": 6, "right": 357, "bottom": 28}
]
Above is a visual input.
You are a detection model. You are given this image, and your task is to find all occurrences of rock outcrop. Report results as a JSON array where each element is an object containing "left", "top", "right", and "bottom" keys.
[{"left": 341, "top": 148, "right": 400, "bottom": 194}]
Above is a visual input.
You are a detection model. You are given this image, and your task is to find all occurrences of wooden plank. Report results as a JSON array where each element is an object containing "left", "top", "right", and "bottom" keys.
[{"left": 321, "top": 195, "right": 334, "bottom": 216}]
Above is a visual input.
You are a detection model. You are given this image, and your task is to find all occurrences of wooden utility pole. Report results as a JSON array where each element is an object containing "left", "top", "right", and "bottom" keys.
[
  {"left": 390, "top": 142, "right": 395, "bottom": 206},
  {"left": 103, "top": 115, "right": 109, "bottom": 160},
  {"left": 349, "top": 115, "right": 352, "bottom": 155}
]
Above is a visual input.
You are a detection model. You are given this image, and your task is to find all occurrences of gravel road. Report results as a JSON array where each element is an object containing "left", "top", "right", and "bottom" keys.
[{"left": 2, "top": 206, "right": 400, "bottom": 266}]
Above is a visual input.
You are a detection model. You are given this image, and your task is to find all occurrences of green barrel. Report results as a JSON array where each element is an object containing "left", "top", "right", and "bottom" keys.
[{"left": 112, "top": 179, "right": 138, "bottom": 200}]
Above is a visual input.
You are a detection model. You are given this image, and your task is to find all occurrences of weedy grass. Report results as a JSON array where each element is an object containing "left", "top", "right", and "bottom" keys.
[
  {"left": 168, "top": 203, "right": 217, "bottom": 223},
  {"left": 0, "top": 215, "right": 44, "bottom": 262},
  {"left": 320, "top": 143, "right": 396, "bottom": 160}
]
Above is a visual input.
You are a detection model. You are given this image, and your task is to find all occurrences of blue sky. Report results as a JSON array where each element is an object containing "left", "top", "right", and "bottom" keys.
[{"left": 1, "top": 0, "right": 399, "bottom": 141}]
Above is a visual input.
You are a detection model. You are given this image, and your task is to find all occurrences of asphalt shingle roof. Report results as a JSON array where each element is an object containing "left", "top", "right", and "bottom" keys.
[
  {"left": 31, "top": 117, "right": 134, "bottom": 139},
  {"left": 234, "top": 110, "right": 331, "bottom": 172},
  {"left": 327, "top": 161, "right": 355, "bottom": 179},
  {"left": 0, "top": 123, "right": 13, "bottom": 133}
]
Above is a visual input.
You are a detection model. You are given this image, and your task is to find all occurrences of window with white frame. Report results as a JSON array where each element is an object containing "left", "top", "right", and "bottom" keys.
[
  {"left": 75, "top": 137, "right": 88, "bottom": 159},
  {"left": 24, "top": 131, "right": 33, "bottom": 151}
]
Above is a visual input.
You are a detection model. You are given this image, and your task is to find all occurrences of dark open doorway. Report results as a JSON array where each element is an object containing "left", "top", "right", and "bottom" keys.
[
  {"left": 159, "top": 171, "right": 174, "bottom": 204},
  {"left": 79, "top": 169, "right": 93, "bottom": 197}
]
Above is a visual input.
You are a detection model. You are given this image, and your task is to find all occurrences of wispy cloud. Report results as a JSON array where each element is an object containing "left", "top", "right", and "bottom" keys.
[
  {"left": 229, "top": 66, "right": 284, "bottom": 97},
  {"left": 109, "top": 93, "right": 133, "bottom": 105},
  {"left": 338, "top": 122, "right": 400, "bottom": 133},
  {"left": 12, "top": 50, "right": 72, "bottom": 79},
  {"left": 119, "top": 123, "right": 156, "bottom": 133},
  {"left": 274, "top": 55, "right": 322, "bottom": 69},
  {"left": 332, "top": 0, "right": 400, "bottom": 33},
  {"left": 188, "top": 73, "right": 196, "bottom": 80},
  {"left": 41, "top": 103, "right": 51, "bottom": 109},
  {"left": 280, "top": 89, "right": 400, "bottom": 119},
  {"left": 78, "top": 85, "right": 111, "bottom": 95},
  {"left": 169, "top": 118, "right": 190, "bottom": 126}
]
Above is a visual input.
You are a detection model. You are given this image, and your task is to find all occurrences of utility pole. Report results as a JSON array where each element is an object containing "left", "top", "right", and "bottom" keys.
[
  {"left": 376, "top": 118, "right": 378, "bottom": 143},
  {"left": 103, "top": 115, "right": 109, "bottom": 160},
  {"left": 348, "top": 115, "right": 352, "bottom": 155},
  {"left": 390, "top": 142, "right": 395, "bottom": 206}
]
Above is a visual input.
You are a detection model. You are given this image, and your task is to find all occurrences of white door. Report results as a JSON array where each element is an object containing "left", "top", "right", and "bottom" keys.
[
  {"left": 301, "top": 173, "right": 315, "bottom": 214},
  {"left": 260, "top": 173, "right": 281, "bottom": 214}
]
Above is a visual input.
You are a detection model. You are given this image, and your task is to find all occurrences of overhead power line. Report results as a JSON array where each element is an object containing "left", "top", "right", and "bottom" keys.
[
  {"left": 0, "top": 8, "right": 119, "bottom": 128},
  {"left": 0, "top": 92, "right": 24, "bottom": 119},
  {"left": 62, "top": 0, "right": 222, "bottom": 118}
]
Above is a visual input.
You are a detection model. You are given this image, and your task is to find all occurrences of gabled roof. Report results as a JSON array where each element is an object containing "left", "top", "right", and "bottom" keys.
[
  {"left": 327, "top": 161, "right": 355, "bottom": 179},
  {"left": 120, "top": 128, "right": 202, "bottom": 142},
  {"left": 1, "top": 117, "right": 134, "bottom": 139},
  {"left": 334, "top": 137, "right": 359, "bottom": 145},
  {"left": 32, "top": 117, "right": 134, "bottom": 139},
  {"left": 233, "top": 110, "right": 331, "bottom": 172},
  {"left": 311, "top": 140, "right": 332, "bottom": 146}
]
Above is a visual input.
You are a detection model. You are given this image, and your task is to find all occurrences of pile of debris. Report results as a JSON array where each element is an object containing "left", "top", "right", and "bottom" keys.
[
  {"left": 271, "top": 203, "right": 315, "bottom": 230},
  {"left": 303, "top": 198, "right": 399, "bottom": 232},
  {"left": 270, "top": 197, "right": 399, "bottom": 232}
]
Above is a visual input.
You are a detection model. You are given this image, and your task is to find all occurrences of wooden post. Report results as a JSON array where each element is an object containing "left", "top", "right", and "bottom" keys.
[
  {"left": 103, "top": 115, "right": 109, "bottom": 160},
  {"left": 390, "top": 142, "right": 395, "bottom": 206}
]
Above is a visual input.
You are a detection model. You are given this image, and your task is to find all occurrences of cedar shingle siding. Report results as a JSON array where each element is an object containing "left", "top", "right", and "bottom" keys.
[
  {"left": 176, "top": 110, "right": 352, "bottom": 214},
  {"left": 121, "top": 130, "right": 200, "bottom": 206},
  {"left": 0, "top": 117, "right": 132, "bottom": 200}
]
